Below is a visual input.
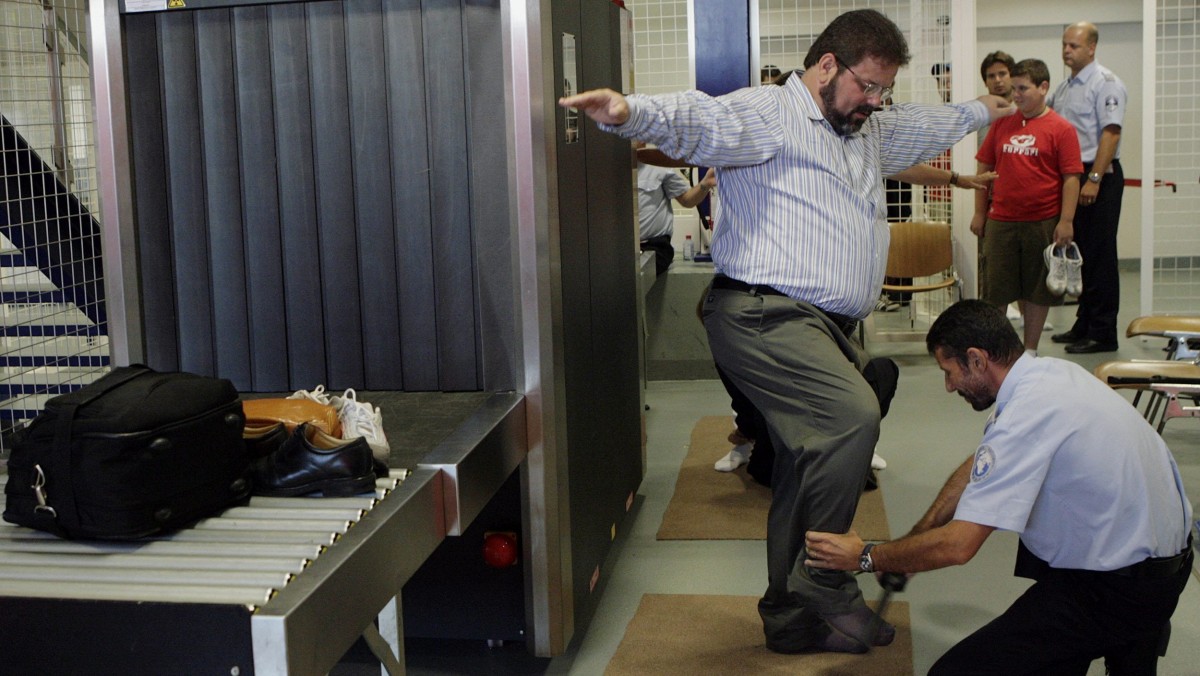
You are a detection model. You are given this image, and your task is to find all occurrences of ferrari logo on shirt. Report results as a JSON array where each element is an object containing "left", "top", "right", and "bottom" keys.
[
  {"left": 971, "top": 445, "right": 996, "bottom": 483},
  {"left": 1003, "top": 134, "right": 1039, "bottom": 156}
]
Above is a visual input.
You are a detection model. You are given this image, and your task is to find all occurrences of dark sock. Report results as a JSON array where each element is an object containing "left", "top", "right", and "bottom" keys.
[{"left": 825, "top": 605, "right": 895, "bottom": 647}]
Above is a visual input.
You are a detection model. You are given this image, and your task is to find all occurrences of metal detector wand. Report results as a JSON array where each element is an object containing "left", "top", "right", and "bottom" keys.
[{"left": 869, "top": 571, "right": 909, "bottom": 645}]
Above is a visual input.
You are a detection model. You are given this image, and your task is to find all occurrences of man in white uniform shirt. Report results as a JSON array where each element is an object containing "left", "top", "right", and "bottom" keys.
[
  {"left": 1048, "top": 21, "right": 1128, "bottom": 354},
  {"left": 805, "top": 300, "right": 1192, "bottom": 673},
  {"left": 562, "top": 9, "right": 1014, "bottom": 655}
]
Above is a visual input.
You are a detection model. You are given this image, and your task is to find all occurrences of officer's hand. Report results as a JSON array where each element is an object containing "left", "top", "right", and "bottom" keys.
[
  {"left": 804, "top": 529, "right": 864, "bottom": 571},
  {"left": 559, "top": 88, "right": 630, "bottom": 126}
]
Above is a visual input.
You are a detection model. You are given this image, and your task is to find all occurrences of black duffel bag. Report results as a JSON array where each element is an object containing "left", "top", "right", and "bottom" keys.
[{"left": 3, "top": 364, "right": 252, "bottom": 539}]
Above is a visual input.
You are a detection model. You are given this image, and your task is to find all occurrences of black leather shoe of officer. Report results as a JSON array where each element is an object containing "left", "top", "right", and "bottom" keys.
[
  {"left": 252, "top": 423, "right": 377, "bottom": 497},
  {"left": 1051, "top": 329, "right": 1083, "bottom": 344},
  {"left": 1065, "top": 338, "right": 1119, "bottom": 354}
]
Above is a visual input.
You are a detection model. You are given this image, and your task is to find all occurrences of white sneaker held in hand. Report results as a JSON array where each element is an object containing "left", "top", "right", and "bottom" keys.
[
  {"left": 1043, "top": 244, "right": 1069, "bottom": 296},
  {"left": 1062, "top": 242, "right": 1083, "bottom": 296}
]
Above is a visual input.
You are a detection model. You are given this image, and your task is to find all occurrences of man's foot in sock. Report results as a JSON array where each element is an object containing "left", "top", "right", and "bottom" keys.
[
  {"left": 765, "top": 625, "right": 867, "bottom": 655},
  {"left": 825, "top": 606, "right": 895, "bottom": 647},
  {"left": 714, "top": 445, "right": 751, "bottom": 472},
  {"left": 810, "top": 625, "right": 869, "bottom": 654}
]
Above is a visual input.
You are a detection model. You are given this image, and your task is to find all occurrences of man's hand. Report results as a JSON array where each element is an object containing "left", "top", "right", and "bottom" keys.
[
  {"left": 956, "top": 171, "right": 998, "bottom": 191},
  {"left": 559, "top": 88, "right": 630, "bottom": 126},
  {"left": 700, "top": 167, "right": 717, "bottom": 190},
  {"left": 1079, "top": 181, "right": 1100, "bottom": 206},
  {"left": 977, "top": 94, "right": 1016, "bottom": 123},
  {"left": 804, "top": 529, "right": 865, "bottom": 571}
]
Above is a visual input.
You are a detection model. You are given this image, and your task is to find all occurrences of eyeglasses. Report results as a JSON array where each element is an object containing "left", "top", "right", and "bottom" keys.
[{"left": 835, "top": 57, "right": 893, "bottom": 101}]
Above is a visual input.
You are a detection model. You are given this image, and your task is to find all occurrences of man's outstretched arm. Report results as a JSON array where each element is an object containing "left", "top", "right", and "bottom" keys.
[{"left": 560, "top": 88, "right": 629, "bottom": 126}]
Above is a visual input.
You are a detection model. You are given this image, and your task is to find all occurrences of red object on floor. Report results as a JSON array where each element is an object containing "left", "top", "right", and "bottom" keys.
[{"left": 483, "top": 531, "right": 519, "bottom": 568}]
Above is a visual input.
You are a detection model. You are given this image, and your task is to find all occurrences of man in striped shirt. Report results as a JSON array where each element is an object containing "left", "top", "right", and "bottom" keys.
[{"left": 562, "top": 9, "right": 1014, "bottom": 655}]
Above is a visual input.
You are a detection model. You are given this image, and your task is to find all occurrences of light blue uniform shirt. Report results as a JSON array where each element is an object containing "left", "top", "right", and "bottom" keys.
[
  {"left": 955, "top": 354, "right": 1192, "bottom": 570},
  {"left": 637, "top": 162, "right": 691, "bottom": 241},
  {"left": 1048, "top": 61, "right": 1127, "bottom": 164},
  {"left": 601, "top": 74, "right": 988, "bottom": 318}
]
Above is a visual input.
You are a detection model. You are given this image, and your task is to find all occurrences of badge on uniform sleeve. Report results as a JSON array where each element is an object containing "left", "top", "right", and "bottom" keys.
[
  {"left": 1105, "top": 95, "right": 1119, "bottom": 112},
  {"left": 971, "top": 445, "right": 996, "bottom": 483}
]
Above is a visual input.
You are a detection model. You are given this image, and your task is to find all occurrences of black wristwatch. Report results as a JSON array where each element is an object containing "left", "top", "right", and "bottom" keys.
[
  {"left": 859, "top": 542, "right": 877, "bottom": 573},
  {"left": 1087, "top": 171, "right": 1102, "bottom": 184}
]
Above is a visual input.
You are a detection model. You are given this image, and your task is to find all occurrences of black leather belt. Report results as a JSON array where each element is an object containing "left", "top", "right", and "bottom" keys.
[
  {"left": 711, "top": 275, "right": 787, "bottom": 297},
  {"left": 710, "top": 275, "right": 859, "bottom": 335},
  {"left": 1111, "top": 538, "right": 1193, "bottom": 579},
  {"left": 1016, "top": 536, "right": 1193, "bottom": 581}
]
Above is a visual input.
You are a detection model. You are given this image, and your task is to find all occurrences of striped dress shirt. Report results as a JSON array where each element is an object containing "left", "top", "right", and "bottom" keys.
[{"left": 602, "top": 73, "right": 988, "bottom": 318}]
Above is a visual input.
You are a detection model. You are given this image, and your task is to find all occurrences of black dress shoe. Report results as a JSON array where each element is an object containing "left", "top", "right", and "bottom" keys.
[
  {"left": 252, "top": 423, "right": 376, "bottom": 497},
  {"left": 1051, "top": 330, "right": 1083, "bottom": 344},
  {"left": 1065, "top": 338, "right": 1119, "bottom": 354},
  {"left": 244, "top": 421, "right": 288, "bottom": 459}
]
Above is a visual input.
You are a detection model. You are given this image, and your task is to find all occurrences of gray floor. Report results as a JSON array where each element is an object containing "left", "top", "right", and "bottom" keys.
[{"left": 545, "top": 283, "right": 1200, "bottom": 675}]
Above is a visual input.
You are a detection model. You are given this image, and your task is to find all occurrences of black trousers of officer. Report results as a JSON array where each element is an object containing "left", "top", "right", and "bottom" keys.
[
  {"left": 1068, "top": 160, "right": 1124, "bottom": 345},
  {"left": 929, "top": 541, "right": 1192, "bottom": 675}
]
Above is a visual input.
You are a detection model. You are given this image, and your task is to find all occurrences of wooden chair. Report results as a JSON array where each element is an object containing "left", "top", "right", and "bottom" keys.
[
  {"left": 1126, "top": 315, "right": 1200, "bottom": 361},
  {"left": 865, "top": 221, "right": 961, "bottom": 343},
  {"left": 1095, "top": 315, "right": 1200, "bottom": 432}
]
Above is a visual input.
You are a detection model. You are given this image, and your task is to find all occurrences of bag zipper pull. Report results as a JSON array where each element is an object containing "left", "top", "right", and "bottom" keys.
[{"left": 31, "top": 465, "right": 57, "bottom": 517}]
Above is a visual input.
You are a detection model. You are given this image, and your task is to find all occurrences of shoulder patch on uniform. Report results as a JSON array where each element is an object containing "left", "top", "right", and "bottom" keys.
[
  {"left": 1105, "top": 95, "right": 1119, "bottom": 112},
  {"left": 971, "top": 445, "right": 996, "bottom": 483}
]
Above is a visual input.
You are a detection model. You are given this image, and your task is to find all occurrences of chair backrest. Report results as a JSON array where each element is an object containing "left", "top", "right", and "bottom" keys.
[{"left": 885, "top": 221, "right": 953, "bottom": 279}]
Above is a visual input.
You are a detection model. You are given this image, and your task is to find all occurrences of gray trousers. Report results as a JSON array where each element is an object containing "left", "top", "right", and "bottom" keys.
[{"left": 702, "top": 285, "right": 880, "bottom": 651}]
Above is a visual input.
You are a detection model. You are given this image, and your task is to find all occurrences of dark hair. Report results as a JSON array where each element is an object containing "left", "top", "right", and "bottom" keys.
[
  {"left": 1010, "top": 58, "right": 1051, "bottom": 88},
  {"left": 761, "top": 64, "right": 782, "bottom": 82},
  {"left": 979, "top": 51, "right": 1016, "bottom": 83},
  {"left": 926, "top": 300, "right": 1023, "bottom": 368},
  {"left": 772, "top": 69, "right": 798, "bottom": 86},
  {"left": 931, "top": 62, "right": 951, "bottom": 77},
  {"left": 803, "top": 9, "right": 910, "bottom": 70}
]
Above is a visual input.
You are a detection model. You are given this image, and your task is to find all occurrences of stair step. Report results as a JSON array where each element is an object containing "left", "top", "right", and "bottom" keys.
[
  {"left": 0, "top": 366, "right": 105, "bottom": 398},
  {"left": 1, "top": 303, "right": 94, "bottom": 327},
  {"left": 0, "top": 325, "right": 101, "bottom": 337},
  {"left": 1, "top": 335, "right": 108, "bottom": 355},
  {"left": 0, "top": 267, "right": 59, "bottom": 293}
]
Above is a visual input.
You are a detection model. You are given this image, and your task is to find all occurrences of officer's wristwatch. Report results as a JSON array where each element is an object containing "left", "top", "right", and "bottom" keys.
[
  {"left": 859, "top": 542, "right": 877, "bottom": 573},
  {"left": 1087, "top": 171, "right": 1103, "bottom": 184}
]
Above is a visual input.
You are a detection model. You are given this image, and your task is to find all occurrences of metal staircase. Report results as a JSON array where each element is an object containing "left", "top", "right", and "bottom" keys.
[{"left": 0, "top": 119, "right": 109, "bottom": 434}]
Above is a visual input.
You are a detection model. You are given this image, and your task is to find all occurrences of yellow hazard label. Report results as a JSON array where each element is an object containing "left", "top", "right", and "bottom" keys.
[{"left": 167, "top": 0, "right": 185, "bottom": 7}]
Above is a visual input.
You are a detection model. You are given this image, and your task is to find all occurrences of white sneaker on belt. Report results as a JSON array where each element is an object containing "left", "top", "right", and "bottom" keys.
[
  {"left": 330, "top": 388, "right": 390, "bottom": 464},
  {"left": 287, "top": 384, "right": 333, "bottom": 406}
]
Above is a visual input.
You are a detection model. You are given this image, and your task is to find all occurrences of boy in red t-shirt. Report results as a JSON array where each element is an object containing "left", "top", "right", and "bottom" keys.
[{"left": 972, "top": 58, "right": 1082, "bottom": 352}]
